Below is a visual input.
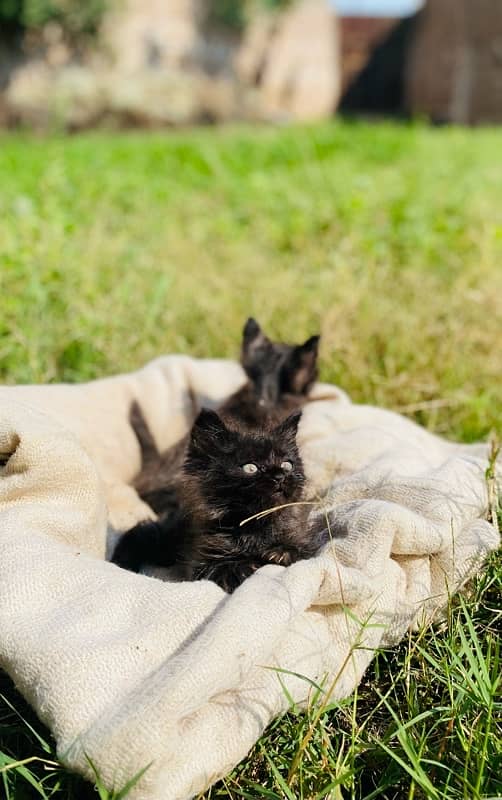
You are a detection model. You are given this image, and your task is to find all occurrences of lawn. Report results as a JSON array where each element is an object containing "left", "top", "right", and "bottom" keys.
[{"left": 0, "top": 120, "right": 501, "bottom": 799}]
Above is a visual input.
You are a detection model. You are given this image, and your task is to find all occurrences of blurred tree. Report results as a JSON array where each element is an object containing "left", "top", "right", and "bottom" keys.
[
  {"left": 0, "top": 0, "right": 23, "bottom": 25},
  {"left": 0, "top": 0, "right": 106, "bottom": 34},
  {"left": 23, "top": 0, "right": 107, "bottom": 35},
  {"left": 261, "top": 0, "right": 292, "bottom": 7},
  {"left": 208, "top": 0, "right": 246, "bottom": 31},
  {"left": 0, "top": 0, "right": 294, "bottom": 37},
  {"left": 208, "top": 0, "right": 293, "bottom": 32}
]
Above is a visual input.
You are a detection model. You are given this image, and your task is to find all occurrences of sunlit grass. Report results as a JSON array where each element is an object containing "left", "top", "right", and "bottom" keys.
[{"left": 0, "top": 120, "right": 500, "bottom": 798}]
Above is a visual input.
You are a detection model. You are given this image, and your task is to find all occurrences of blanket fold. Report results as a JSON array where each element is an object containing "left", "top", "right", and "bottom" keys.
[{"left": 0, "top": 356, "right": 498, "bottom": 800}]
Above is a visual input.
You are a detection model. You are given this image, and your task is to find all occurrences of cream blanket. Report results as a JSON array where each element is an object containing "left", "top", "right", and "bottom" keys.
[{"left": 0, "top": 356, "right": 499, "bottom": 800}]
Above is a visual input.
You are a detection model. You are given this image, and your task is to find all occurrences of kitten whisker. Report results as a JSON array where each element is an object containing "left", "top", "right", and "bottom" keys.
[{"left": 239, "top": 500, "right": 318, "bottom": 526}]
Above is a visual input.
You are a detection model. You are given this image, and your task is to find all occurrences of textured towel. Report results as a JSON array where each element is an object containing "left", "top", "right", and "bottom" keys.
[{"left": 0, "top": 356, "right": 498, "bottom": 800}]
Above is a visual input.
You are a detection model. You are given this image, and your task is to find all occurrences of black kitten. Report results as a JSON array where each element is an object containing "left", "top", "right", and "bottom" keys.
[
  {"left": 131, "top": 318, "right": 320, "bottom": 515},
  {"left": 223, "top": 317, "right": 320, "bottom": 426},
  {"left": 113, "top": 409, "right": 325, "bottom": 592}
]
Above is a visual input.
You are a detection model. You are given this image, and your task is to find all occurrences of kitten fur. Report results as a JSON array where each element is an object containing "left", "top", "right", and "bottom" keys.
[
  {"left": 113, "top": 408, "right": 326, "bottom": 592},
  {"left": 131, "top": 318, "right": 320, "bottom": 514},
  {"left": 223, "top": 316, "right": 320, "bottom": 426}
]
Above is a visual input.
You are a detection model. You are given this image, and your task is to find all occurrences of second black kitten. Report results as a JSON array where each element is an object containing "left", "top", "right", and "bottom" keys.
[
  {"left": 224, "top": 316, "right": 320, "bottom": 425},
  {"left": 113, "top": 408, "right": 326, "bottom": 592}
]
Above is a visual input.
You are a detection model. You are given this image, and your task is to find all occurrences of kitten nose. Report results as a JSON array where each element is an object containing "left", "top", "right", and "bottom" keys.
[{"left": 270, "top": 469, "right": 285, "bottom": 484}]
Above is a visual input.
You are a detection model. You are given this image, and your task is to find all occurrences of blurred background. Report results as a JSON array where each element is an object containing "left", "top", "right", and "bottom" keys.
[
  {"left": 0, "top": 0, "right": 501, "bottom": 129},
  {"left": 0, "top": 1, "right": 501, "bottom": 445}
]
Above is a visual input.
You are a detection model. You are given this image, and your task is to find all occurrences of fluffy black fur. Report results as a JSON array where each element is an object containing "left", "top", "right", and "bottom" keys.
[
  {"left": 113, "top": 409, "right": 326, "bottom": 592},
  {"left": 131, "top": 318, "right": 320, "bottom": 514}
]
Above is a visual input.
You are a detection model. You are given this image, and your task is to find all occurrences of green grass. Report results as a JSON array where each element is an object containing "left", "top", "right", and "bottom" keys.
[{"left": 0, "top": 120, "right": 501, "bottom": 798}]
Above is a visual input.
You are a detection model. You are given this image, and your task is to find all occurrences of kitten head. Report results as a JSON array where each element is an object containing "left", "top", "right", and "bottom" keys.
[
  {"left": 241, "top": 318, "right": 320, "bottom": 408},
  {"left": 183, "top": 408, "right": 305, "bottom": 523}
]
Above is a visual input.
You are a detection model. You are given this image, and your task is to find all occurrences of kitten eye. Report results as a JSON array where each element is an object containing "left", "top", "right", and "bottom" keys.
[
  {"left": 242, "top": 463, "right": 258, "bottom": 474},
  {"left": 281, "top": 461, "right": 293, "bottom": 472}
]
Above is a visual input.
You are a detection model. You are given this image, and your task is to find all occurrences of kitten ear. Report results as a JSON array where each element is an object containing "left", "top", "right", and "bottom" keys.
[
  {"left": 288, "top": 334, "right": 320, "bottom": 394},
  {"left": 301, "top": 334, "right": 321, "bottom": 354},
  {"left": 190, "top": 409, "right": 230, "bottom": 450},
  {"left": 243, "top": 317, "right": 262, "bottom": 343},
  {"left": 241, "top": 317, "right": 268, "bottom": 357},
  {"left": 273, "top": 410, "right": 302, "bottom": 442}
]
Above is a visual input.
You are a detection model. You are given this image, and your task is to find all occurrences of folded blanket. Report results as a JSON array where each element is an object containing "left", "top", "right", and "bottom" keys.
[{"left": 0, "top": 356, "right": 498, "bottom": 800}]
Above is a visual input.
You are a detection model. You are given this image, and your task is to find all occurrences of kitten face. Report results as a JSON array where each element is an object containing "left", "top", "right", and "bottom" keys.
[
  {"left": 184, "top": 409, "right": 305, "bottom": 523},
  {"left": 241, "top": 318, "right": 320, "bottom": 407}
]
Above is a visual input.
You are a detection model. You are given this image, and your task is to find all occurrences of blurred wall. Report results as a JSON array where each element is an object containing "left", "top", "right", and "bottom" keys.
[
  {"left": 3, "top": 0, "right": 341, "bottom": 127},
  {"left": 406, "top": 0, "right": 502, "bottom": 123},
  {"left": 238, "top": 0, "right": 340, "bottom": 120}
]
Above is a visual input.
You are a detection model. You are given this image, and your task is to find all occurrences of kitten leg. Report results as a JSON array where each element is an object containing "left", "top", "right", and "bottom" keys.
[{"left": 112, "top": 512, "right": 188, "bottom": 573}]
